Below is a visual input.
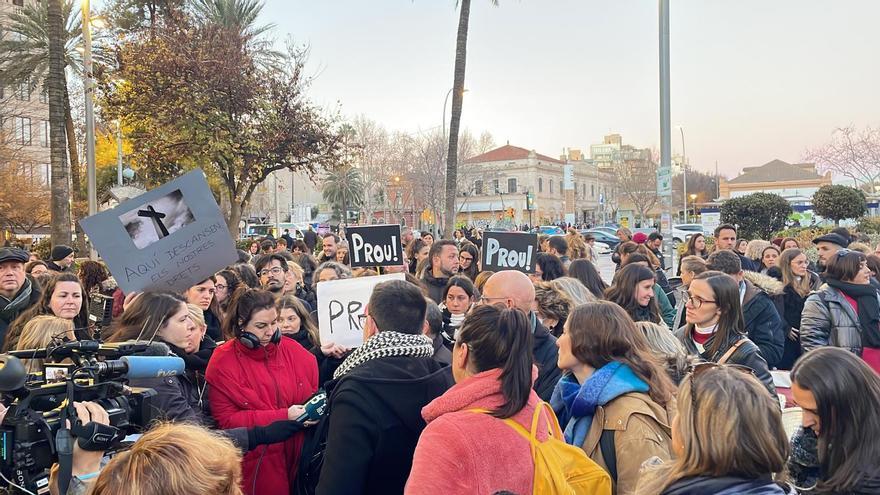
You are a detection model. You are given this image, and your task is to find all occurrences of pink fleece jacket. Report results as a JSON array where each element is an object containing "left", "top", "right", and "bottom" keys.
[{"left": 405, "top": 367, "right": 549, "bottom": 495}]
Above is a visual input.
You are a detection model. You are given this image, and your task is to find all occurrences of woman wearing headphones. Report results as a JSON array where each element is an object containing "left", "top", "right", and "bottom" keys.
[{"left": 206, "top": 288, "right": 319, "bottom": 495}]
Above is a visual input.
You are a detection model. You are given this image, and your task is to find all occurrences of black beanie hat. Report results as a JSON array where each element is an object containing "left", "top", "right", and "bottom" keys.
[{"left": 50, "top": 245, "right": 75, "bottom": 261}]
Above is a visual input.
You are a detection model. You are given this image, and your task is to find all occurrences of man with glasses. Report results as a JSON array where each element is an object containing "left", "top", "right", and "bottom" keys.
[
  {"left": 254, "top": 254, "right": 289, "bottom": 295},
  {"left": 707, "top": 250, "right": 785, "bottom": 368},
  {"left": 478, "top": 270, "right": 560, "bottom": 401}
]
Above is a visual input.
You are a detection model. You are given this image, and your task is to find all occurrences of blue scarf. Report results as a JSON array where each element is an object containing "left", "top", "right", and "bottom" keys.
[{"left": 550, "top": 361, "right": 649, "bottom": 446}]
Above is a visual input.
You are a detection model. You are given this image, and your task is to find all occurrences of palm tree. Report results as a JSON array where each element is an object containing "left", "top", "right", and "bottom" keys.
[
  {"left": 192, "top": 0, "right": 283, "bottom": 69},
  {"left": 323, "top": 166, "right": 365, "bottom": 226},
  {"left": 46, "top": 0, "right": 71, "bottom": 245},
  {"left": 443, "top": 0, "right": 498, "bottom": 238}
]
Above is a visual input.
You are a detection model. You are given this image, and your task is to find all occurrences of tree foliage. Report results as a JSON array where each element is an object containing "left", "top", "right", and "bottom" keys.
[
  {"left": 812, "top": 184, "right": 867, "bottom": 226},
  {"left": 720, "top": 192, "right": 792, "bottom": 240},
  {"left": 101, "top": 4, "right": 347, "bottom": 233},
  {"left": 0, "top": 157, "right": 51, "bottom": 235},
  {"left": 806, "top": 126, "right": 880, "bottom": 194},
  {"left": 322, "top": 165, "right": 364, "bottom": 223}
]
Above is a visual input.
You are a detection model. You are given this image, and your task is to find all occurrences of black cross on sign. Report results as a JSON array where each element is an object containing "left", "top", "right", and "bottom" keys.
[{"left": 137, "top": 205, "right": 170, "bottom": 238}]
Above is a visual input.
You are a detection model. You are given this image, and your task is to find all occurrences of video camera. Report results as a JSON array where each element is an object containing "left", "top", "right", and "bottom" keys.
[{"left": 0, "top": 340, "right": 184, "bottom": 494}]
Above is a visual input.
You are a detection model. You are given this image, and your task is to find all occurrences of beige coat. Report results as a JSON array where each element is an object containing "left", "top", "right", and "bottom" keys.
[{"left": 580, "top": 392, "right": 676, "bottom": 495}]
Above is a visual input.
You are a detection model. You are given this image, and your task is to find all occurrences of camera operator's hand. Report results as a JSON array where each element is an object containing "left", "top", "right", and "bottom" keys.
[
  {"left": 247, "top": 420, "right": 304, "bottom": 450},
  {"left": 320, "top": 342, "right": 348, "bottom": 359},
  {"left": 69, "top": 402, "right": 109, "bottom": 478},
  {"left": 0, "top": 403, "right": 7, "bottom": 424},
  {"left": 122, "top": 291, "right": 142, "bottom": 312}
]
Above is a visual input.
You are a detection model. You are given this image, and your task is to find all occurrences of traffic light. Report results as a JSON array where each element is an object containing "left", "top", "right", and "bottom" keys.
[{"left": 525, "top": 192, "right": 535, "bottom": 210}]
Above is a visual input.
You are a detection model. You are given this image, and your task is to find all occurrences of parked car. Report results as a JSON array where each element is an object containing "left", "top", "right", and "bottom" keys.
[
  {"left": 589, "top": 226, "right": 618, "bottom": 236},
  {"left": 536, "top": 225, "right": 565, "bottom": 235},
  {"left": 581, "top": 229, "right": 621, "bottom": 250},
  {"left": 671, "top": 224, "right": 704, "bottom": 245},
  {"left": 594, "top": 241, "right": 611, "bottom": 255}
]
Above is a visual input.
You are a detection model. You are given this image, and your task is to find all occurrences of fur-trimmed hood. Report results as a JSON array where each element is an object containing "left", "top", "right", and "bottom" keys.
[{"left": 743, "top": 270, "right": 785, "bottom": 297}]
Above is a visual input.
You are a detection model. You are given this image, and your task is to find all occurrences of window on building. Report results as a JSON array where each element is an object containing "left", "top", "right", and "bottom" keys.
[
  {"left": 474, "top": 179, "right": 483, "bottom": 195},
  {"left": 40, "top": 120, "right": 49, "bottom": 147},
  {"left": 15, "top": 117, "right": 31, "bottom": 145},
  {"left": 39, "top": 163, "right": 51, "bottom": 186},
  {"left": 17, "top": 78, "right": 30, "bottom": 101},
  {"left": 538, "top": 177, "right": 543, "bottom": 192},
  {"left": 574, "top": 182, "right": 578, "bottom": 197},
  {"left": 507, "top": 178, "right": 517, "bottom": 194},
  {"left": 492, "top": 179, "right": 499, "bottom": 194},
  {"left": 39, "top": 85, "right": 48, "bottom": 104},
  {"left": 559, "top": 181, "right": 563, "bottom": 196},
  {"left": 549, "top": 180, "right": 553, "bottom": 193},
  {"left": 591, "top": 184, "right": 595, "bottom": 197}
]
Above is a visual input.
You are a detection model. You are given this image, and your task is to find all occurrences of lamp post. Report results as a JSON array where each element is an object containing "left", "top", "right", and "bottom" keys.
[
  {"left": 81, "top": 0, "right": 97, "bottom": 259},
  {"left": 442, "top": 88, "right": 468, "bottom": 137},
  {"left": 678, "top": 125, "right": 687, "bottom": 222}
]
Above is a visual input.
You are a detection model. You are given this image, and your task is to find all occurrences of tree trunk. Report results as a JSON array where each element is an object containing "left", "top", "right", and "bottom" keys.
[
  {"left": 64, "top": 83, "right": 87, "bottom": 252},
  {"left": 443, "top": 0, "right": 470, "bottom": 239},
  {"left": 227, "top": 198, "right": 242, "bottom": 238},
  {"left": 47, "top": 0, "right": 71, "bottom": 246}
]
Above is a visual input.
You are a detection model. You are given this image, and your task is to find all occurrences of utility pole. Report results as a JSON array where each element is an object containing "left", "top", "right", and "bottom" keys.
[
  {"left": 116, "top": 120, "right": 123, "bottom": 186},
  {"left": 659, "top": 0, "right": 673, "bottom": 272},
  {"left": 82, "top": 0, "right": 97, "bottom": 259}
]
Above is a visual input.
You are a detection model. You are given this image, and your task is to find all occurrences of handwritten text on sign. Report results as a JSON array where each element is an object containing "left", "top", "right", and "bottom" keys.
[
  {"left": 345, "top": 224, "right": 403, "bottom": 268},
  {"left": 481, "top": 231, "right": 538, "bottom": 273},
  {"left": 316, "top": 273, "right": 406, "bottom": 348}
]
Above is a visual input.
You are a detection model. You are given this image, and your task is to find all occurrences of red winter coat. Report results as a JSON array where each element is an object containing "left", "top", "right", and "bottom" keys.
[{"left": 206, "top": 338, "right": 318, "bottom": 495}]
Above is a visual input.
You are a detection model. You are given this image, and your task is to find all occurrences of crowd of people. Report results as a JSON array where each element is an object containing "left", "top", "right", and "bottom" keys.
[{"left": 1, "top": 220, "right": 879, "bottom": 495}]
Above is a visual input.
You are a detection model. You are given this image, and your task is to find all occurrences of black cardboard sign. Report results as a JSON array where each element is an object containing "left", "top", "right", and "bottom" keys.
[
  {"left": 481, "top": 231, "right": 538, "bottom": 273},
  {"left": 345, "top": 224, "right": 403, "bottom": 268}
]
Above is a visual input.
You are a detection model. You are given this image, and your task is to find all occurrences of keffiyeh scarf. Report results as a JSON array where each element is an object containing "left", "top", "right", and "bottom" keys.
[{"left": 333, "top": 331, "right": 434, "bottom": 379}]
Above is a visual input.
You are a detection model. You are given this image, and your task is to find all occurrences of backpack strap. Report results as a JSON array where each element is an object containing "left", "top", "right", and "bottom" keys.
[
  {"left": 717, "top": 338, "right": 748, "bottom": 365},
  {"left": 598, "top": 429, "right": 618, "bottom": 483}
]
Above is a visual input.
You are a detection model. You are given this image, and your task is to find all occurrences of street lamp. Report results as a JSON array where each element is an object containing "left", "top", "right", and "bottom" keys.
[
  {"left": 677, "top": 125, "right": 687, "bottom": 222},
  {"left": 442, "top": 88, "right": 468, "bottom": 137},
  {"left": 689, "top": 193, "right": 697, "bottom": 222}
]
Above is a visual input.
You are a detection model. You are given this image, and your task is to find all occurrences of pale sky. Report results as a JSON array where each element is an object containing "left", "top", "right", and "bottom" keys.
[{"left": 258, "top": 0, "right": 879, "bottom": 178}]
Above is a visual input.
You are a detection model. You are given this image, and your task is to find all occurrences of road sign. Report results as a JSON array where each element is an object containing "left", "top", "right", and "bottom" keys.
[{"left": 657, "top": 167, "right": 672, "bottom": 197}]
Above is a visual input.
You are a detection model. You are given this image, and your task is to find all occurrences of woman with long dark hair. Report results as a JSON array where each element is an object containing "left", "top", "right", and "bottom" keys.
[
  {"left": 531, "top": 252, "right": 565, "bottom": 283},
  {"left": 3, "top": 272, "right": 90, "bottom": 351},
  {"left": 801, "top": 249, "right": 880, "bottom": 373},
  {"left": 438, "top": 275, "right": 477, "bottom": 349},
  {"left": 605, "top": 264, "right": 664, "bottom": 326},
  {"left": 207, "top": 288, "right": 318, "bottom": 495},
  {"left": 674, "top": 271, "right": 775, "bottom": 394},
  {"left": 214, "top": 269, "right": 242, "bottom": 321},
  {"left": 406, "top": 238, "right": 429, "bottom": 275},
  {"left": 457, "top": 242, "right": 480, "bottom": 281},
  {"left": 552, "top": 301, "right": 675, "bottom": 494},
  {"left": 677, "top": 233, "right": 708, "bottom": 276},
  {"left": 775, "top": 248, "right": 821, "bottom": 369},
  {"left": 568, "top": 259, "right": 608, "bottom": 299},
  {"left": 184, "top": 276, "right": 222, "bottom": 342},
  {"left": 407, "top": 304, "right": 611, "bottom": 494},
  {"left": 789, "top": 347, "right": 880, "bottom": 493},
  {"left": 276, "top": 294, "right": 346, "bottom": 384}
]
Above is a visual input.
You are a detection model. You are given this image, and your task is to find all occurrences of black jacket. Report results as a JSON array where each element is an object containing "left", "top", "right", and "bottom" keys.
[
  {"left": 741, "top": 277, "right": 785, "bottom": 368},
  {"left": 0, "top": 276, "right": 40, "bottom": 346},
  {"left": 317, "top": 356, "right": 453, "bottom": 495},
  {"left": 738, "top": 253, "right": 757, "bottom": 272},
  {"left": 421, "top": 270, "right": 450, "bottom": 304},
  {"left": 674, "top": 325, "right": 776, "bottom": 396},
  {"left": 655, "top": 268, "right": 676, "bottom": 305},
  {"left": 303, "top": 229, "right": 318, "bottom": 252},
  {"left": 650, "top": 246, "right": 666, "bottom": 270},
  {"left": 533, "top": 317, "right": 562, "bottom": 402},
  {"left": 661, "top": 475, "right": 794, "bottom": 495},
  {"left": 203, "top": 309, "right": 222, "bottom": 342},
  {"left": 284, "top": 330, "right": 345, "bottom": 386}
]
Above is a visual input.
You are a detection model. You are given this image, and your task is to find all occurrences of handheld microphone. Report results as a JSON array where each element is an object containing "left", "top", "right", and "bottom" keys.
[
  {"left": 295, "top": 390, "right": 327, "bottom": 423},
  {"left": 94, "top": 355, "right": 185, "bottom": 380}
]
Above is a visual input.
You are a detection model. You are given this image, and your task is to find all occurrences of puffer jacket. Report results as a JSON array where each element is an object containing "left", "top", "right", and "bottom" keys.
[
  {"left": 674, "top": 325, "right": 776, "bottom": 396},
  {"left": 741, "top": 272, "right": 786, "bottom": 368},
  {"left": 581, "top": 393, "right": 675, "bottom": 495},
  {"left": 800, "top": 284, "right": 866, "bottom": 356}
]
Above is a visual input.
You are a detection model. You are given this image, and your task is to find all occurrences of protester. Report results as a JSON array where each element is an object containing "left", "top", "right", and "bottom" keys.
[
  {"left": 318, "top": 233, "right": 339, "bottom": 263},
  {"left": 480, "top": 270, "right": 561, "bottom": 401},
  {"left": 532, "top": 252, "right": 566, "bottom": 283},
  {"left": 677, "top": 233, "right": 708, "bottom": 276},
  {"left": 636, "top": 321, "right": 691, "bottom": 385},
  {"left": 276, "top": 294, "right": 346, "bottom": 384},
  {"left": 781, "top": 237, "right": 800, "bottom": 250},
  {"left": 15, "top": 315, "right": 75, "bottom": 373},
  {"left": 776, "top": 248, "right": 821, "bottom": 369},
  {"left": 46, "top": 244, "right": 75, "bottom": 273},
  {"left": 568, "top": 258, "right": 608, "bottom": 299},
  {"left": 713, "top": 224, "right": 756, "bottom": 271},
  {"left": 303, "top": 225, "right": 319, "bottom": 254},
  {"left": 184, "top": 277, "right": 222, "bottom": 341},
  {"left": 407, "top": 304, "right": 612, "bottom": 495},
  {"left": 401, "top": 226, "right": 414, "bottom": 250},
  {"left": 800, "top": 249, "right": 880, "bottom": 372},
  {"left": 214, "top": 269, "right": 242, "bottom": 320},
  {"left": 0, "top": 247, "right": 41, "bottom": 346},
  {"left": 439, "top": 275, "right": 476, "bottom": 349},
  {"left": 635, "top": 366, "right": 793, "bottom": 495},
  {"left": 253, "top": 253, "right": 289, "bottom": 297},
  {"left": 674, "top": 271, "right": 775, "bottom": 394},
  {"left": 812, "top": 232, "right": 850, "bottom": 271},
  {"left": 534, "top": 281, "right": 573, "bottom": 337},
  {"left": 406, "top": 238, "right": 429, "bottom": 275},
  {"left": 745, "top": 240, "right": 772, "bottom": 269},
  {"left": 248, "top": 241, "right": 260, "bottom": 257},
  {"left": 552, "top": 301, "right": 675, "bottom": 494},
  {"left": 424, "top": 301, "right": 451, "bottom": 366},
  {"left": 646, "top": 232, "right": 666, "bottom": 270},
  {"left": 260, "top": 239, "right": 276, "bottom": 255},
  {"left": 276, "top": 238, "right": 289, "bottom": 254},
  {"left": 550, "top": 276, "right": 596, "bottom": 306},
  {"left": 547, "top": 236, "right": 571, "bottom": 267},
  {"left": 672, "top": 256, "right": 708, "bottom": 330},
  {"left": 312, "top": 261, "right": 352, "bottom": 292},
  {"left": 317, "top": 280, "right": 452, "bottom": 495},
  {"left": 334, "top": 240, "right": 350, "bottom": 264},
  {"left": 25, "top": 259, "right": 49, "bottom": 277},
  {"left": 583, "top": 233, "right": 600, "bottom": 262},
  {"left": 707, "top": 250, "right": 786, "bottom": 368},
  {"left": 283, "top": 262, "right": 307, "bottom": 301},
  {"left": 207, "top": 288, "right": 318, "bottom": 495},
  {"left": 566, "top": 227, "right": 588, "bottom": 260},
  {"left": 4, "top": 273, "right": 89, "bottom": 352},
  {"left": 606, "top": 264, "right": 667, "bottom": 327},
  {"left": 474, "top": 270, "right": 494, "bottom": 293},
  {"left": 760, "top": 245, "right": 782, "bottom": 276},
  {"left": 457, "top": 242, "right": 480, "bottom": 281},
  {"left": 421, "top": 231, "right": 435, "bottom": 247},
  {"left": 232, "top": 263, "right": 260, "bottom": 289},
  {"left": 421, "top": 240, "right": 460, "bottom": 304},
  {"left": 294, "top": 253, "right": 318, "bottom": 287},
  {"left": 789, "top": 347, "right": 880, "bottom": 493},
  {"left": 735, "top": 238, "right": 749, "bottom": 257},
  {"left": 612, "top": 227, "right": 634, "bottom": 268}
]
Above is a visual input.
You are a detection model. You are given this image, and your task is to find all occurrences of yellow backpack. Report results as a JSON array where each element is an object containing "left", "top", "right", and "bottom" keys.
[{"left": 471, "top": 402, "right": 612, "bottom": 495}]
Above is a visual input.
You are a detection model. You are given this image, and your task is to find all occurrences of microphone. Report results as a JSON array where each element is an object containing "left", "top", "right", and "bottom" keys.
[
  {"left": 7, "top": 340, "right": 171, "bottom": 360},
  {"left": 295, "top": 390, "right": 327, "bottom": 423},
  {"left": 93, "top": 355, "right": 185, "bottom": 380}
]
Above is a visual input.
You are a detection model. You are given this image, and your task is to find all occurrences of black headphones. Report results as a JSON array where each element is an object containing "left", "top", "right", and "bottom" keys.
[{"left": 237, "top": 321, "right": 282, "bottom": 349}]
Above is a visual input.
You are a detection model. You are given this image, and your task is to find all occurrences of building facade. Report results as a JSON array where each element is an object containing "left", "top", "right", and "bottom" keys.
[{"left": 719, "top": 159, "right": 832, "bottom": 202}]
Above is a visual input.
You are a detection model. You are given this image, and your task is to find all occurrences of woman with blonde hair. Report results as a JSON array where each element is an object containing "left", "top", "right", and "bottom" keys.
[
  {"left": 15, "top": 316, "right": 75, "bottom": 373},
  {"left": 635, "top": 366, "right": 794, "bottom": 495},
  {"left": 745, "top": 240, "right": 771, "bottom": 269},
  {"left": 566, "top": 227, "right": 588, "bottom": 259},
  {"left": 550, "top": 276, "right": 597, "bottom": 306},
  {"left": 89, "top": 423, "right": 244, "bottom": 495},
  {"left": 533, "top": 281, "right": 573, "bottom": 337},
  {"left": 635, "top": 321, "right": 691, "bottom": 385}
]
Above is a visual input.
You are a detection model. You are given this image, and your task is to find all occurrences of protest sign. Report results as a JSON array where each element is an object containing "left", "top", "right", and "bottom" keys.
[
  {"left": 316, "top": 272, "right": 405, "bottom": 348},
  {"left": 80, "top": 169, "right": 238, "bottom": 294},
  {"left": 481, "top": 231, "right": 538, "bottom": 273},
  {"left": 345, "top": 224, "right": 403, "bottom": 268}
]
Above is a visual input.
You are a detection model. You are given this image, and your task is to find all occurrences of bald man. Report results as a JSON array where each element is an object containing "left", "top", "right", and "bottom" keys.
[{"left": 481, "top": 271, "right": 561, "bottom": 401}]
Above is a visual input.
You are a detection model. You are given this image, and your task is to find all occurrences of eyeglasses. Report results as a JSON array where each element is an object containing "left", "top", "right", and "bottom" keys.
[
  {"left": 478, "top": 295, "right": 507, "bottom": 305},
  {"left": 684, "top": 295, "right": 716, "bottom": 309},
  {"left": 215, "top": 284, "right": 227, "bottom": 291},
  {"left": 259, "top": 267, "right": 285, "bottom": 277},
  {"left": 687, "top": 362, "right": 754, "bottom": 444},
  {"left": 357, "top": 313, "right": 369, "bottom": 328}
]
